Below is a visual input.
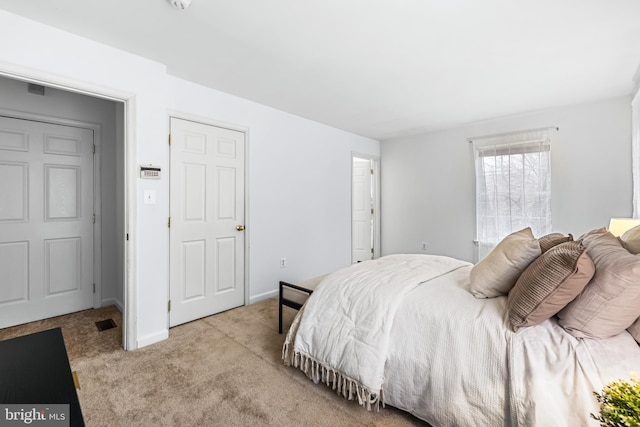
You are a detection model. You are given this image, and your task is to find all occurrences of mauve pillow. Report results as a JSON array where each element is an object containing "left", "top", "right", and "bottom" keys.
[
  {"left": 470, "top": 227, "right": 541, "bottom": 298},
  {"left": 577, "top": 226, "right": 606, "bottom": 240},
  {"left": 557, "top": 230, "right": 640, "bottom": 339},
  {"left": 508, "top": 241, "right": 594, "bottom": 331},
  {"left": 538, "top": 233, "right": 573, "bottom": 253},
  {"left": 620, "top": 225, "right": 640, "bottom": 255}
]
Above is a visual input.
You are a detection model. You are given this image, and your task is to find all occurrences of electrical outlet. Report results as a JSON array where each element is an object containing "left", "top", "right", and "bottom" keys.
[
  {"left": 280, "top": 257, "right": 287, "bottom": 268},
  {"left": 421, "top": 242, "right": 428, "bottom": 251}
]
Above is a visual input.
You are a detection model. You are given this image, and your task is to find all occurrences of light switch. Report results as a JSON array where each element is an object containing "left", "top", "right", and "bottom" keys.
[{"left": 144, "top": 190, "right": 156, "bottom": 205}]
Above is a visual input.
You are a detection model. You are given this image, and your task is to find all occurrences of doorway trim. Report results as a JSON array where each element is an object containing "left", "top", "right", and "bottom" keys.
[
  {"left": 167, "top": 110, "right": 251, "bottom": 310},
  {"left": 351, "top": 152, "right": 380, "bottom": 261},
  {"left": 0, "top": 63, "right": 137, "bottom": 350}
]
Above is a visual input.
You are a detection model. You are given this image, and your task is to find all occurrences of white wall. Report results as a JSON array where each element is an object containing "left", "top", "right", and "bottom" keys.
[
  {"left": 0, "top": 76, "right": 123, "bottom": 310},
  {"left": 1, "top": 10, "right": 170, "bottom": 348},
  {"left": 381, "top": 96, "right": 633, "bottom": 263},
  {"left": 0, "top": 10, "right": 379, "bottom": 348},
  {"left": 167, "top": 77, "right": 379, "bottom": 301}
]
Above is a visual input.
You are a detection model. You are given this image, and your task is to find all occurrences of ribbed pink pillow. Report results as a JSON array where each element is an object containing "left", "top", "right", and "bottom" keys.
[
  {"left": 538, "top": 232, "right": 573, "bottom": 253},
  {"left": 508, "top": 241, "right": 594, "bottom": 331}
]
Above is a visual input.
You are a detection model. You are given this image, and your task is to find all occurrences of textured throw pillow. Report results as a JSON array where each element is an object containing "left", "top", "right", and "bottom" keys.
[
  {"left": 507, "top": 241, "right": 594, "bottom": 331},
  {"left": 470, "top": 227, "right": 541, "bottom": 298},
  {"left": 558, "top": 230, "right": 640, "bottom": 339},
  {"left": 538, "top": 232, "right": 573, "bottom": 253},
  {"left": 628, "top": 317, "right": 640, "bottom": 344},
  {"left": 620, "top": 225, "right": 640, "bottom": 255},
  {"left": 577, "top": 226, "right": 606, "bottom": 241}
]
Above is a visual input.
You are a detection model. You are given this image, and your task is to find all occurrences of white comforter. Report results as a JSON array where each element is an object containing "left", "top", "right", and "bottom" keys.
[
  {"left": 283, "top": 254, "right": 640, "bottom": 426},
  {"left": 284, "top": 254, "right": 468, "bottom": 408}
]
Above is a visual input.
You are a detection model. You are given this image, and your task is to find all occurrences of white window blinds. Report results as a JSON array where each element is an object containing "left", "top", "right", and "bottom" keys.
[{"left": 472, "top": 128, "right": 553, "bottom": 259}]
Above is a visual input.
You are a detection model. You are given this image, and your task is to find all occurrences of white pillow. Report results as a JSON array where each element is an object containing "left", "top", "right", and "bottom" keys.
[{"left": 470, "top": 227, "right": 541, "bottom": 298}]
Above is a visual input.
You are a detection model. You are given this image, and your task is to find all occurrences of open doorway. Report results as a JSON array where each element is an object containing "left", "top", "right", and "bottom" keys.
[
  {"left": 0, "top": 75, "right": 126, "bottom": 349},
  {"left": 351, "top": 153, "right": 380, "bottom": 263}
]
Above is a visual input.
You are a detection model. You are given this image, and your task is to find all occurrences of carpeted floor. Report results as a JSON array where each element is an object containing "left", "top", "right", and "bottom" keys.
[
  {"left": 0, "top": 304, "right": 123, "bottom": 364},
  {"left": 0, "top": 299, "right": 428, "bottom": 427}
]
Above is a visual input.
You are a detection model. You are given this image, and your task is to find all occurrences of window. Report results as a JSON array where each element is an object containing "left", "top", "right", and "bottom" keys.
[{"left": 472, "top": 128, "right": 553, "bottom": 259}]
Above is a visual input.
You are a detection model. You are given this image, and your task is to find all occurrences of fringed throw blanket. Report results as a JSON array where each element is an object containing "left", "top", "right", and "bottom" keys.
[{"left": 282, "top": 254, "right": 470, "bottom": 410}]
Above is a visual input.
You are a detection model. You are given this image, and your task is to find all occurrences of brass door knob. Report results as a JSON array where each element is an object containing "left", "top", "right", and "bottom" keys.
[{"left": 236, "top": 225, "right": 245, "bottom": 231}]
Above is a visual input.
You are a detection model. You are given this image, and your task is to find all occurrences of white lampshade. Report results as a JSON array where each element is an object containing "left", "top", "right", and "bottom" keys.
[{"left": 608, "top": 218, "right": 640, "bottom": 237}]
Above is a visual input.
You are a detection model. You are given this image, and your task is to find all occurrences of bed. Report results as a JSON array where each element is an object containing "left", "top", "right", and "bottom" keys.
[{"left": 282, "top": 227, "right": 640, "bottom": 427}]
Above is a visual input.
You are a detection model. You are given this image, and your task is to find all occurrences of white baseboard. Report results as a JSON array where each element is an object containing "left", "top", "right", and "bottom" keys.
[
  {"left": 137, "top": 329, "right": 169, "bottom": 349},
  {"left": 101, "top": 297, "right": 123, "bottom": 312},
  {"left": 249, "top": 289, "right": 278, "bottom": 305}
]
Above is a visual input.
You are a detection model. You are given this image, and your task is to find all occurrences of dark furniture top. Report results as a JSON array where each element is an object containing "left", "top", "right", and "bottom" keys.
[
  {"left": 279, "top": 281, "right": 314, "bottom": 334},
  {"left": 0, "top": 327, "right": 85, "bottom": 427}
]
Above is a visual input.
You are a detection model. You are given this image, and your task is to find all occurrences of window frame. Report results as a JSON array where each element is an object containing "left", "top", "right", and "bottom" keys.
[{"left": 472, "top": 129, "right": 553, "bottom": 258}]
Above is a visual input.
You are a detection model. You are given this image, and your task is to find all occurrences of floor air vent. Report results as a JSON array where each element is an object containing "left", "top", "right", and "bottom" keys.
[{"left": 95, "top": 319, "right": 117, "bottom": 331}]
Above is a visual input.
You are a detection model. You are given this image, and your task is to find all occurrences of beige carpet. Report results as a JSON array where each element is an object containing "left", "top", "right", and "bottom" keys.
[{"left": 0, "top": 299, "right": 428, "bottom": 427}]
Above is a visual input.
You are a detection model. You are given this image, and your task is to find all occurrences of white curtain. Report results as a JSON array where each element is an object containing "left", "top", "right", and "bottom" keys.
[
  {"left": 473, "top": 128, "right": 552, "bottom": 260},
  {"left": 632, "top": 91, "right": 640, "bottom": 218}
]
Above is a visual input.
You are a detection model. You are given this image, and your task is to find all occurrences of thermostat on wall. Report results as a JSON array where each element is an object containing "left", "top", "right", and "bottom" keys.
[{"left": 140, "top": 165, "right": 161, "bottom": 179}]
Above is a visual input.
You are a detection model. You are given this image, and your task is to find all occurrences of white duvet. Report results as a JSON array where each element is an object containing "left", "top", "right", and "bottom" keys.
[{"left": 283, "top": 254, "right": 640, "bottom": 426}]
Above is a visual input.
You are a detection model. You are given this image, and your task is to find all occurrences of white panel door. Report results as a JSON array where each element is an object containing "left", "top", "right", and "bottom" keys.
[
  {"left": 352, "top": 157, "right": 373, "bottom": 263},
  {"left": 169, "top": 117, "right": 245, "bottom": 327},
  {"left": 0, "top": 116, "right": 94, "bottom": 328}
]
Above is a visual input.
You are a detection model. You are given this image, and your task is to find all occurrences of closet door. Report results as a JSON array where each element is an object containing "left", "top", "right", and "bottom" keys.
[
  {"left": 0, "top": 116, "right": 94, "bottom": 328},
  {"left": 169, "top": 117, "right": 245, "bottom": 327}
]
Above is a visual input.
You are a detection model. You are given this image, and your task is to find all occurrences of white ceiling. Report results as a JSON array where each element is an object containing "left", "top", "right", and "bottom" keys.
[{"left": 2, "top": 0, "right": 640, "bottom": 140}]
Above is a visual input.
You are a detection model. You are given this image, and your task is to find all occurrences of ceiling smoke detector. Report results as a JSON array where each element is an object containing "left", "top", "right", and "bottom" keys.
[{"left": 170, "top": 0, "right": 191, "bottom": 10}]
